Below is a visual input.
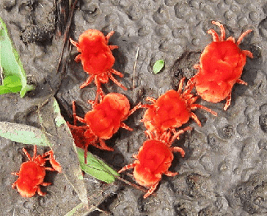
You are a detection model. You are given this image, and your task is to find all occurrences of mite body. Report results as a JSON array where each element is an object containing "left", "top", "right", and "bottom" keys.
[
  {"left": 119, "top": 128, "right": 190, "bottom": 198},
  {"left": 70, "top": 29, "right": 126, "bottom": 101},
  {"left": 68, "top": 93, "right": 142, "bottom": 162},
  {"left": 142, "top": 77, "right": 216, "bottom": 136},
  {"left": 189, "top": 21, "right": 253, "bottom": 110},
  {"left": 12, "top": 146, "right": 61, "bottom": 198}
]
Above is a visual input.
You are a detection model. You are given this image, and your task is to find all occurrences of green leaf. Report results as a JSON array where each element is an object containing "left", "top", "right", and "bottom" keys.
[
  {"left": 77, "top": 147, "right": 119, "bottom": 184},
  {"left": 153, "top": 59, "right": 165, "bottom": 74},
  {"left": 0, "top": 121, "right": 50, "bottom": 146},
  {"left": 0, "top": 17, "right": 34, "bottom": 97},
  {"left": 0, "top": 75, "right": 22, "bottom": 94}
]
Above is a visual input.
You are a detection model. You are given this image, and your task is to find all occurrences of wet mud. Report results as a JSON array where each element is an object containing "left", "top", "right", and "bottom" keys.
[{"left": 1, "top": 0, "right": 267, "bottom": 215}]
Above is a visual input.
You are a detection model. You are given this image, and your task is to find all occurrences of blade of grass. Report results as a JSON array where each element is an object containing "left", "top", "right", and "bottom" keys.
[{"left": 77, "top": 147, "right": 119, "bottom": 184}]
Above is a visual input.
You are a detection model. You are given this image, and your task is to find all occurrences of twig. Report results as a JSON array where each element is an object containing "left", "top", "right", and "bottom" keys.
[
  {"left": 56, "top": 0, "right": 78, "bottom": 74},
  {"left": 132, "top": 47, "right": 139, "bottom": 89}
]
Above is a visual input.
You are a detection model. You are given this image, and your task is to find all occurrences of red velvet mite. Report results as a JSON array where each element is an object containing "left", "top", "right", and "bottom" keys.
[
  {"left": 68, "top": 93, "right": 142, "bottom": 163},
  {"left": 142, "top": 77, "right": 217, "bottom": 137},
  {"left": 12, "top": 146, "right": 61, "bottom": 198},
  {"left": 118, "top": 127, "right": 191, "bottom": 198},
  {"left": 189, "top": 21, "right": 253, "bottom": 110},
  {"left": 70, "top": 29, "right": 127, "bottom": 101}
]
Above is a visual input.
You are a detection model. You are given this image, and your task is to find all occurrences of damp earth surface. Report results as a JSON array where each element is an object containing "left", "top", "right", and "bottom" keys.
[{"left": 1, "top": 0, "right": 267, "bottom": 215}]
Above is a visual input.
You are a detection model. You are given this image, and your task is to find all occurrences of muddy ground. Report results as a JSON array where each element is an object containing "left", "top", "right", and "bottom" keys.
[{"left": 1, "top": 0, "right": 267, "bottom": 215}]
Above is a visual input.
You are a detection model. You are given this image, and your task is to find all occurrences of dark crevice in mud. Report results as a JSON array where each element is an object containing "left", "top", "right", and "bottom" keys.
[{"left": 170, "top": 51, "right": 200, "bottom": 89}]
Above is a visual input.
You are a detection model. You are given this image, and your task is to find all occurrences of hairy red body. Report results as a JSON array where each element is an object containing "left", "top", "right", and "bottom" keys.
[
  {"left": 70, "top": 29, "right": 127, "bottom": 101},
  {"left": 142, "top": 78, "right": 216, "bottom": 136},
  {"left": 84, "top": 93, "right": 131, "bottom": 139},
  {"left": 68, "top": 93, "right": 141, "bottom": 162},
  {"left": 189, "top": 21, "right": 253, "bottom": 110},
  {"left": 133, "top": 140, "right": 174, "bottom": 187},
  {"left": 118, "top": 128, "right": 190, "bottom": 198},
  {"left": 12, "top": 146, "right": 61, "bottom": 198}
]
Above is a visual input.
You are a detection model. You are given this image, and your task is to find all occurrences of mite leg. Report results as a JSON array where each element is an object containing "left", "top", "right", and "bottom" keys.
[
  {"left": 95, "top": 76, "right": 105, "bottom": 103},
  {"left": 143, "top": 182, "right": 159, "bottom": 199},
  {"left": 80, "top": 75, "right": 94, "bottom": 89},
  {"left": 69, "top": 38, "right": 79, "bottom": 48},
  {"left": 207, "top": 29, "right": 220, "bottom": 42},
  {"left": 191, "top": 104, "right": 217, "bottom": 116},
  {"left": 118, "top": 163, "right": 136, "bottom": 173},
  {"left": 37, "top": 186, "right": 47, "bottom": 196},
  {"left": 190, "top": 112, "right": 202, "bottom": 127},
  {"left": 211, "top": 21, "right": 225, "bottom": 41},
  {"left": 171, "top": 126, "right": 192, "bottom": 143},
  {"left": 120, "top": 122, "right": 133, "bottom": 131},
  {"left": 44, "top": 150, "right": 62, "bottom": 173},
  {"left": 106, "top": 31, "right": 118, "bottom": 50},
  {"left": 128, "top": 102, "right": 143, "bottom": 116},
  {"left": 109, "top": 70, "right": 127, "bottom": 91},
  {"left": 12, "top": 180, "right": 18, "bottom": 189},
  {"left": 171, "top": 147, "right": 185, "bottom": 157},
  {"left": 242, "top": 50, "right": 253, "bottom": 58},
  {"left": 177, "top": 77, "right": 186, "bottom": 94},
  {"left": 22, "top": 148, "right": 32, "bottom": 161},
  {"left": 237, "top": 29, "right": 252, "bottom": 45},
  {"left": 236, "top": 79, "right": 247, "bottom": 86},
  {"left": 224, "top": 94, "right": 232, "bottom": 111},
  {"left": 99, "top": 139, "right": 114, "bottom": 151},
  {"left": 165, "top": 171, "right": 178, "bottom": 177}
]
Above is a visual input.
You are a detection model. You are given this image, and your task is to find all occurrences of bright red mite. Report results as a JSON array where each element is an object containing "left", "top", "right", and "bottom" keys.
[
  {"left": 70, "top": 29, "right": 127, "bottom": 100},
  {"left": 68, "top": 93, "right": 142, "bottom": 163},
  {"left": 189, "top": 21, "right": 253, "bottom": 110},
  {"left": 142, "top": 77, "right": 217, "bottom": 136},
  {"left": 118, "top": 127, "right": 191, "bottom": 198},
  {"left": 12, "top": 146, "right": 61, "bottom": 198}
]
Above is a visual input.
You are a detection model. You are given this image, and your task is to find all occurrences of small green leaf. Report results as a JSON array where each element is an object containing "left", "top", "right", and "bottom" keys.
[
  {"left": 0, "top": 75, "right": 22, "bottom": 94},
  {"left": 77, "top": 147, "right": 119, "bottom": 184},
  {"left": 153, "top": 59, "right": 165, "bottom": 74},
  {"left": 0, "top": 17, "right": 34, "bottom": 97}
]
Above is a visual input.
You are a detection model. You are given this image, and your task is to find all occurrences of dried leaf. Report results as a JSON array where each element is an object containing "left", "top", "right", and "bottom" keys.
[
  {"left": 64, "top": 202, "right": 99, "bottom": 216},
  {"left": 0, "top": 121, "right": 49, "bottom": 146},
  {"left": 38, "top": 97, "right": 88, "bottom": 204}
]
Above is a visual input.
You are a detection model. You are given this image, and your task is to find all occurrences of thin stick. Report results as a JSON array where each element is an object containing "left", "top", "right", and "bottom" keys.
[
  {"left": 132, "top": 47, "right": 139, "bottom": 89},
  {"left": 56, "top": 0, "right": 78, "bottom": 74}
]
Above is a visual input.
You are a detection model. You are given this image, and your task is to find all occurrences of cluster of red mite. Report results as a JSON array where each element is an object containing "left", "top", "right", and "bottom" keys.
[{"left": 12, "top": 21, "right": 253, "bottom": 199}]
